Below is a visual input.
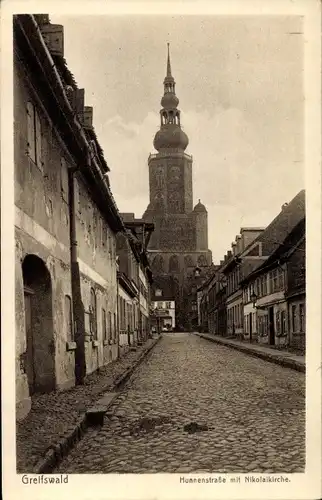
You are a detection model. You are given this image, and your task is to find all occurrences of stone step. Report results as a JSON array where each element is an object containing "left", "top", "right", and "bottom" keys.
[{"left": 86, "top": 392, "right": 118, "bottom": 426}]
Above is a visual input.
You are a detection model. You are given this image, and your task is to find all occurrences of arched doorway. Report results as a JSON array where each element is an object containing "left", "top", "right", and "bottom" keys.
[{"left": 22, "top": 254, "right": 55, "bottom": 395}]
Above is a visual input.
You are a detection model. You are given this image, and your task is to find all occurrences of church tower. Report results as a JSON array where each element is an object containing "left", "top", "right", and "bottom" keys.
[{"left": 143, "top": 44, "right": 212, "bottom": 329}]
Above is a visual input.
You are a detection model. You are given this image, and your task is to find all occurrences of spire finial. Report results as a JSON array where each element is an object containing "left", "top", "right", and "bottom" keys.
[{"left": 167, "top": 42, "right": 172, "bottom": 78}]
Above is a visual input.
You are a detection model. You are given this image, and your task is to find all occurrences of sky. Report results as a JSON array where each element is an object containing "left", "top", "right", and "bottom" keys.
[{"left": 51, "top": 14, "right": 304, "bottom": 262}]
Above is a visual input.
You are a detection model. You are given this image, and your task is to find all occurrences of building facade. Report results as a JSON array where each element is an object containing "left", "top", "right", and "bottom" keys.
[
  {"left": 151, "top": 299, "right": 176, "bottom": 332},
  {"left": 143, "top": 45, "right": 212, "bottom": 329},
  {"left": 15, "top": 15, "right": 125, "bottom": 420},
  {"left": 242, "top": 217, "right": 305, "bottom": 349},
  {"left": 222, "top": 228, "right": 265, "bottom": 338}
]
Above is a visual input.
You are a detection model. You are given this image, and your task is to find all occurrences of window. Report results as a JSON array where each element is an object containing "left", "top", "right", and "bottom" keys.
[
  {"left": 89, "top": 288, "right": 97, "bottom": 338},
  {"left": 155, "top": 289, "right": 162, "bottom": 297},
  {"left": 276, "top": 311, "right": 280, "bottom": 334},
  {"left": 114, "top": 312, "right": 117, "bottom": 342},
  {"left": 101, "top": 219, "right": 107, "bottom": 247},
  {"left": 65, "top": 295, "right": 73, "bottom": 341},
  {"left": 272, "top": 270, "right": 278, "bottom": 292},
  {"left": 102, "top": 308, "right": 107, "bottom": 341},
  {"left": 26, "top": 101, "right": 42, "bottom": 170},
  {"left": 299, "top": 303, "right": 305, "bottom": 332},
  {"left": 278, "top": 268, "right": 284, "bottom": 291},
  {"left": 60, "top": 157, "right": 69, "bottom": 203},
  {"left": 281, "top": 310, "right": 286, "bottom": 335},
  {"left": 291, "top": 305, "right": 297, "bottom": 332},
  {"left": 263, "top": 275, "right": 267, "bottom": 296},
  {"left": 108, "top": 311, "right": 112, "bottom": 342}
]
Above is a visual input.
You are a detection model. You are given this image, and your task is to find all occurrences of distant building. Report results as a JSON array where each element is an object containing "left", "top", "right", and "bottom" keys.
[
  {"left": 222, "top": 228, "right": 266, "bottom": 338},
  {"left": 150, "top": 278, "right": 176, "bottom": 332},
  {"left": 143, "top": 45, "right": 212, "bottom": 329},
  {"left": 197, "top": 190, "right": 305, "bottom": 353},
  {"left": 116, "top": 217, "right": 154, "bottom": 353},
  {"left": 151, "top": 299, "right": 176, "bottom": 332}
]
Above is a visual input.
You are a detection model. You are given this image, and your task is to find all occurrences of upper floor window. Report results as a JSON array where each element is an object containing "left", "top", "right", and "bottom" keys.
[
  {"left": 26, "top": 101, "right": 43, "bottom": 171},
  {"left": 278, "top": 268, "right": 285, "bottom": 291},
  {"left": 101, "top": 219, "right": 108, "bottom": 247},
  {"left": 263, "top": 274, "right": 268, "bottom": 295}
]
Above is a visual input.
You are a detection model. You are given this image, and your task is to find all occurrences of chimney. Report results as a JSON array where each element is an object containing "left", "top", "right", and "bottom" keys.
[
  {"left": 236, "top": 235, "right": 242, "bottom": 253},
  {"left": 121, "top": 213, "right": 135, "bottom": 222},
  {"left": 281, "top": 202, "right": 289, "bottom": 211},
  {"left": 232, "top": 243, "right": 237, "bottom": 256},
  {"left": 81, "top": 106, "right": 93, "bottom": 129},
  {"left": 40, "top": 22, "right": 64, "bottom": 57}
]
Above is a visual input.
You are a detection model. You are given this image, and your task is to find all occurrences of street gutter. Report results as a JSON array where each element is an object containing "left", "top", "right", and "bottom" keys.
[
  {"left": 195, "top": 333, "right": 305, "bottom": 373},
  {"left": 34, "top": 335, "right": 162, "bottom": 473}
]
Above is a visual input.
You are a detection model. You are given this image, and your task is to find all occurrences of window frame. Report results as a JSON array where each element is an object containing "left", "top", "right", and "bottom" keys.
[{"left": 65, "top": 295, "right": 73, "bottom": 342}]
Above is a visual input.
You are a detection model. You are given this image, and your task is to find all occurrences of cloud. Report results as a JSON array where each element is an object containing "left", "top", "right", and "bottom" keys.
[{"left": 99, "top": 106, "right": 303, "bottom": 262}]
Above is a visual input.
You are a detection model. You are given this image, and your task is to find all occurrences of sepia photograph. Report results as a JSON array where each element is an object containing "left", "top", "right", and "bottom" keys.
[{"left": 2, "top": 1, "right": 322, "bottom": 499}]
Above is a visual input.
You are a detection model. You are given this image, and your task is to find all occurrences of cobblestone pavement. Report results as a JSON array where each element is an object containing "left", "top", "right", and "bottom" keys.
[
  {"left": 56, "top": 333, "right": 305, "bottom": 474},
  {"left": 16, "top": 340, "right": 156, "bottom": 473}
]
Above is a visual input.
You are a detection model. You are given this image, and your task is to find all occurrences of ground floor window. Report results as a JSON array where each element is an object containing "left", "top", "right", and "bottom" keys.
[
  {"left": 102, "top": 308, "right": 107, "bottom": 341},
  {"left": 299, "top": 303, "right": 305, "bottom": 332},
  {"left": 65, "top": 295, "right": 73, "bottom": 342}
]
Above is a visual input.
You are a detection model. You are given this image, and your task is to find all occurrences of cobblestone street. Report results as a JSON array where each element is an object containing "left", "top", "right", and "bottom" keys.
[{"left": 56, "top": 333, "right": 305, "bottom": 474}]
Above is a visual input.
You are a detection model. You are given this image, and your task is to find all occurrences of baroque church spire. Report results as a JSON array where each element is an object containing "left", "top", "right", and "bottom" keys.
[
  {"left": 166, "top": 42, "right": 172, "bottom": 79},
  {"left": 153, "top": 43, "right": 189, "bottom": 152}
]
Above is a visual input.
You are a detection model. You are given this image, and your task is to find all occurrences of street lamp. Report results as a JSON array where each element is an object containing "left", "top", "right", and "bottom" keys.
[
  {"left": 250, "top": 292, "right": 257, "bottom": 308},
  {"left": 250, "top": 292, "right": 266, "bottom": 311}
]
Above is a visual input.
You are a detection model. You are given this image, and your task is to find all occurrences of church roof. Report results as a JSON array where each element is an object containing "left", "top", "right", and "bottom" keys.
[
  {"left": 154, "top": 125, "right": 189, "bottom": 152},
  {"left": 193, "top": 200, "right": 207, "bottom": 213}
]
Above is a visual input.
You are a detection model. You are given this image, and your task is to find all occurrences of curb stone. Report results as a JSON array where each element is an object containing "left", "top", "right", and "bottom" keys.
[
  {"left": 196, "top": 333, "right": 305, "bottom": 373},
  {"left": 35, "top": 336, "right": 162, "bottom": 473}
]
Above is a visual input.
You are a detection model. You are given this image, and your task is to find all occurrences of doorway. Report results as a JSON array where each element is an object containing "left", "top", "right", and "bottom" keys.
[
  {"left": 22, "top": 254, "right": 56, "bottom": 394},
  {"left": 268, "top": 307, "right": 275, "bottom": 346}
]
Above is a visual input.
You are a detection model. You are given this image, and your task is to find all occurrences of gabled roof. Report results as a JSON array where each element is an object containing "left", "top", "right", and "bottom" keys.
[
  {"left": 241, "top": 216, "right": 305, "bottom": 284},
  {"left": 250, "top": 189, "right": 305, "bottom": 257},
  {"left": 222, "top": 190, "right": 305, "bottom": 275}
]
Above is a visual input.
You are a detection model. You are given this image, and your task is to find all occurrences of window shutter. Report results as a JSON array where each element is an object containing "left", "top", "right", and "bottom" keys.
[
  {"left": 35, "top": 109, "right": 42, "bottom": 169},
  {"left": 26, "top": 101, "right": 35, "bottom": 162}
]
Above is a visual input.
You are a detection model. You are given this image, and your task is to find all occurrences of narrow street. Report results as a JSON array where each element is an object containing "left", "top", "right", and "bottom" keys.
[{"left": 55, "top": 333, "right": 305, "bottom": 474}]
